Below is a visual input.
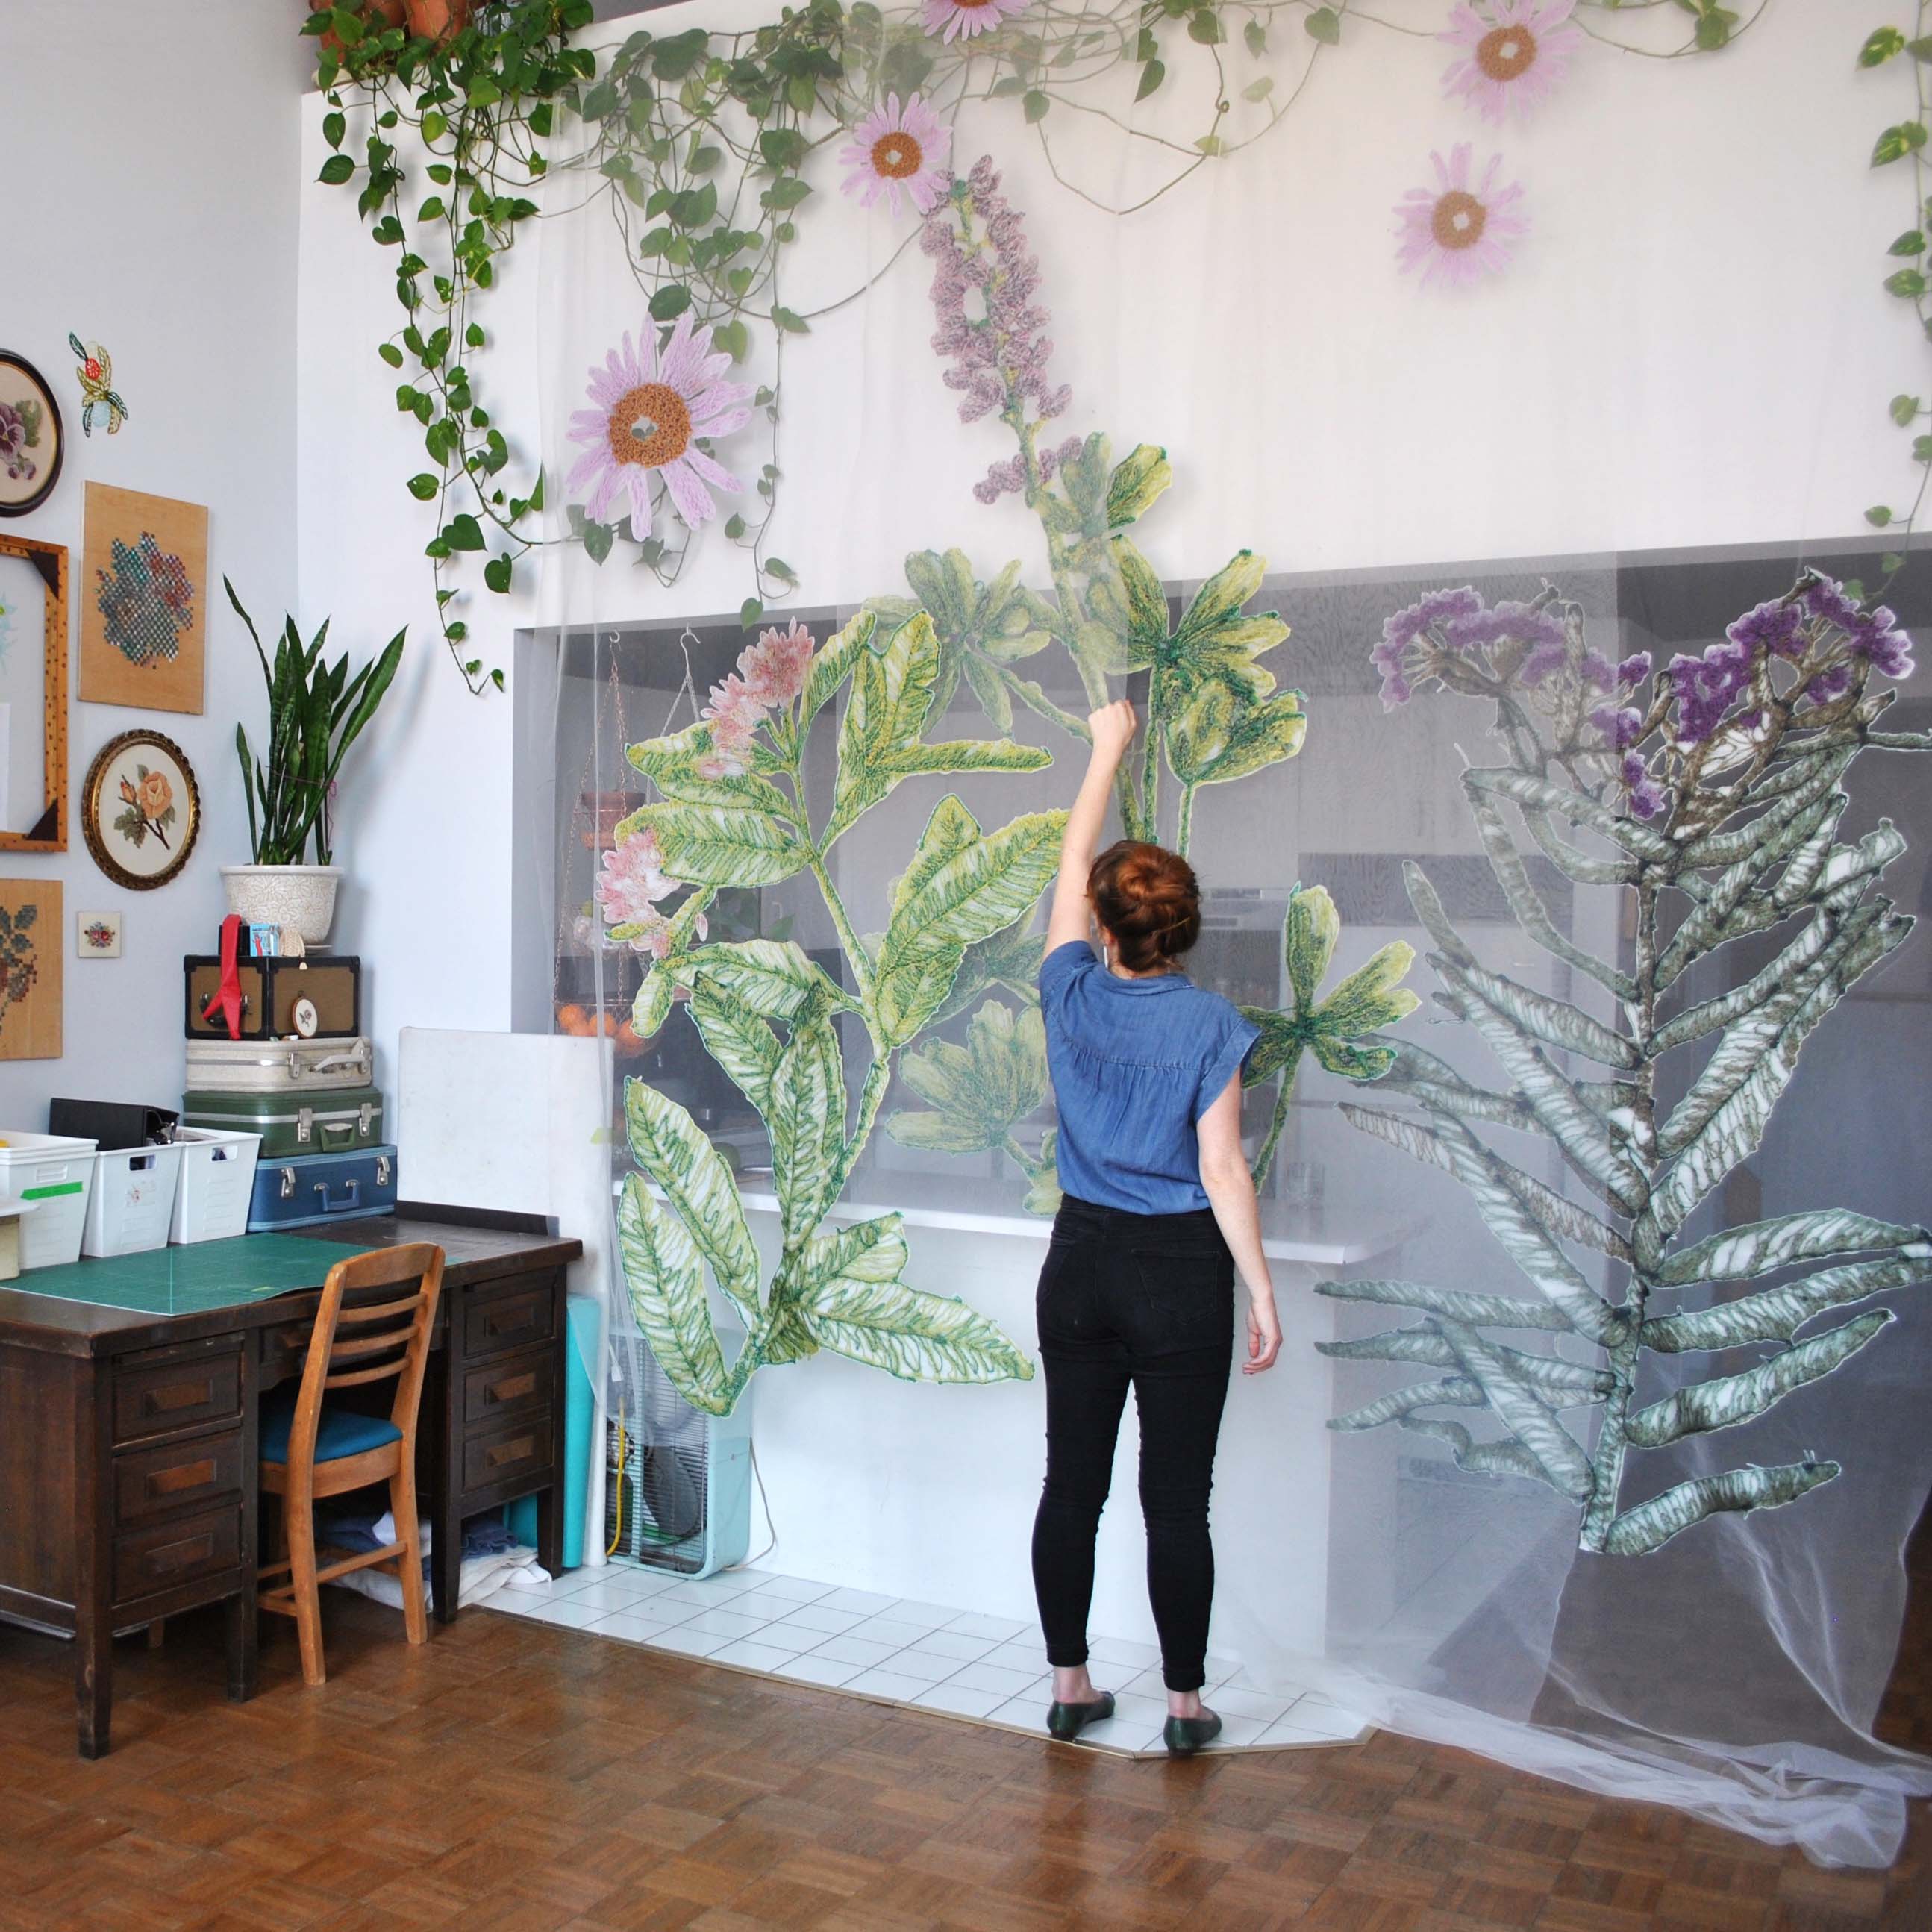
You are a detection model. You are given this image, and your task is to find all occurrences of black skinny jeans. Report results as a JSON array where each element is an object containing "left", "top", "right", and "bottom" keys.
[{"left": 1030, "top": 1194, "right": 1235, "bottom": 1693}]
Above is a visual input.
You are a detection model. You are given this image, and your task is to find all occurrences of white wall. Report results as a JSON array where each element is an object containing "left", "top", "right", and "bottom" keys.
[
  {"left": 0, "top": 1, "right": 306, "bottom": 1128},
  {"left": 295, "top": 1, "right": 1915, "bottom": 1078}
]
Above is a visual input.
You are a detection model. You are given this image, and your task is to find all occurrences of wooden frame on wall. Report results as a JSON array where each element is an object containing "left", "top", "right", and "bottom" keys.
[
  {"left": 0, "top": 530, "right": 68, "bottom": 851},
  {"left": 80, "top": 728, "right": 200, "bottom": 891}
]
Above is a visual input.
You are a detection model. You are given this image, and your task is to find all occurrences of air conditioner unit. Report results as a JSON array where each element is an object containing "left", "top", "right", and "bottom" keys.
[{"left": 603, "top": 1325, "right": 753, "bottom": 1580}]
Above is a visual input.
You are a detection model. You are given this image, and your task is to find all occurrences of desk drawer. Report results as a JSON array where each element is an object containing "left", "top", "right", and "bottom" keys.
[
  {"left": 114, "top": 1505, "right": 242, "bottom": 1601},
  {"left": 463, "top": 1353, "right": 554, "bottom": 1427},
  {"left": 114, "top": 1432, "right": 243, "bottom": 1525},
  {"left": 462, "top": 1278, "right": 556, "bottom": 1360},
  {"left": 463, "top": 1411, "right": 552, "bottom": 1495},
  {"left": 113, "top": 1348, "right": 243, "bottom": 1445}
]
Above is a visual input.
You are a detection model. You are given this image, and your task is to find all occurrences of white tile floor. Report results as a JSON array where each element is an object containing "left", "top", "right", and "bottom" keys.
[{"left": 481, "top": 1559, "right": 1372, "bottom": 1759}]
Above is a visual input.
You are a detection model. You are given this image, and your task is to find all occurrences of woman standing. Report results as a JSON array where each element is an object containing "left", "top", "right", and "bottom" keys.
[{"left": 1031, "top": 700, "right": 1281, "bottom": 1756}]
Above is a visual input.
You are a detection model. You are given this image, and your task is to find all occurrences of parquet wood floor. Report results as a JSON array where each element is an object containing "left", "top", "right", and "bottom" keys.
[{"left": 0, "top": 1511, "right": 1924, "bottom": 1932}]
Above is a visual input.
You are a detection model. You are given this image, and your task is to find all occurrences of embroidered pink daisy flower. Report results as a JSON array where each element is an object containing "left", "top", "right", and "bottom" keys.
[
  {"left": 839, "top": 94, "right": 952, "bottom": 219},
  {"left": 565, "top": 313, "right": 753, "bottom": 540},
  {"left": 1395, "top": 146, "right": 1528, "bottom": 288},
  {"left": 922, "top": 0, "right": 1028, "bottom": 44},
  {"left": 1439, "top": 1, "right": 1581, "bottom": 125},
  {"left": 737, "top": 620, "right": 816, "bottom": 707}
]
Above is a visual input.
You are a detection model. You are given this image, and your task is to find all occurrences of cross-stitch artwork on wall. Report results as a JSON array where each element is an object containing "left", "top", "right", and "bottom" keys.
[
  {"left": 79, "top": 483, "right": 207, "bottom": 713},
  {"left": 0, "top": 878, "right": 60, "bottom": 1060},
  {"left": 0, "top": 352, "right": 63, "bottom": 519},
  {"left": 76, "top": 910, "right": 122, "bottom": 959}
]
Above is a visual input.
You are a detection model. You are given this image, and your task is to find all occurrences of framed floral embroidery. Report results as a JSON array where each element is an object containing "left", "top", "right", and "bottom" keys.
[
  {"left": 0, "top": 352, "right": 63, "bottom": 519},
  {"left": 78, "top": 482, "right": 207, "bottom": 714},
  {"left": 81, "top": 729, "right": 200, "bottom": 891}
]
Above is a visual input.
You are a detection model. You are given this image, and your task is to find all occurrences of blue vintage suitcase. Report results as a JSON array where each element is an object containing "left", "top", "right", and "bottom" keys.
[{"left": 246, "top": 1145, "right": 398, "bottom": 1231}]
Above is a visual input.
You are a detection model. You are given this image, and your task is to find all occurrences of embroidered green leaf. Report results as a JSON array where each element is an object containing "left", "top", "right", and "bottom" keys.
[
  {"left": 1657, "top": 1210, "right": 1931, "bottom": 1287},
  {"left": 622, "top": 801, "right": 810, "bottom": 888},
  {"left": 617, "top": 1176, "right": 731, "bottom": 1415},
  {"left": 687, "top": 938, "right": 854, "bottom": 1019},
  {"left": 1284, "top": 883, "right": 1340, "bottom": 1010},
  {"left": 1642, "top": 1253, "right": 1932, "bottom": 1353},
  {"left": 800, "top": 1273, "right": 1034, "bottom": 1384},
  {"left": 1625, "top": 1314, "right": 1892, "bottom": 1448},
  {"left": 1603, "top": 1463, "right": 1839, "bottom": 1556},
  {"left": 887, "top": 1001, "right": 1050, "bottom": 1156},
  {"left": 769, "top": 1003, "right": 846, "bottom": 1245},
  {"left": 1104, "top": 443, "right": 1172, "bottom": 528},
  {"left": 624, "top": 1075, "right": 761, "bottom": 1317},
  {"left": 687, "top": 981, "right": 782, "bottom": 1115}
]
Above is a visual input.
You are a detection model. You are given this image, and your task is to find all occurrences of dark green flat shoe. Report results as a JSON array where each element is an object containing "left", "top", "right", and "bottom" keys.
[
  {"left": 1045, "top": 1693, "right": 1115, "bottom": 1740},
  {"left": 1163, "top": 1708, "right": 1222, "bottom": 1757}
]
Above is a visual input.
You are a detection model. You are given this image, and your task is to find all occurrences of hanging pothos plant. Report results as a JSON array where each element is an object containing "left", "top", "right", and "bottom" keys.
[{"left": 308, "top": 0, "right": 1754, "bottom": 694}]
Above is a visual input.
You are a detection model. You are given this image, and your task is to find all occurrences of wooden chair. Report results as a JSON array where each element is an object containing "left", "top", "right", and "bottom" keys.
[{"left": 258, "top": 1243, "right": 446, "bottom": 1686}]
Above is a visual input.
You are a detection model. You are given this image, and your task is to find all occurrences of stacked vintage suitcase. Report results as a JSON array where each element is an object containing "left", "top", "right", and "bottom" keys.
[{"left": 181, "top": 941, "right": 398, "bottom": 1230}]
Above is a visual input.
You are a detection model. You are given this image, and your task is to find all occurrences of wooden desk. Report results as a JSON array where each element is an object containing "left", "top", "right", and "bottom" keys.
[{"left": 0, "top": 1209, "right": 582, "bottom": 1758}]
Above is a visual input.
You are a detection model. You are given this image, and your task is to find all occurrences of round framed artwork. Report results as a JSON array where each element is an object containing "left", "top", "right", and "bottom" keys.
[
  {"left": 0, "top": 353, "right": 65, "bottom": 519},
  {"left": 81, "top": 730, "right": 201, "bottom": 890}
]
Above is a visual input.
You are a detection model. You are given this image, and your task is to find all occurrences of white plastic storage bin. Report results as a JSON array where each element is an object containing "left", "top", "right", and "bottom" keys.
[
  {"left": 169, "top": 1128, "right": 263, "bottom": 1245},
  {"left": 81, "top": 1142, "right": 186, "bottom": 1259},
  {"left": 0, "top": 1131, "right": 97, "bottom": 1269}
]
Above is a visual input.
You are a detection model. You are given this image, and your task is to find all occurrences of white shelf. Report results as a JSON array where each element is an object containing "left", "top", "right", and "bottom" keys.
[{"left": 628, "top": 1169, "right": 1414, "bottom": 1267}]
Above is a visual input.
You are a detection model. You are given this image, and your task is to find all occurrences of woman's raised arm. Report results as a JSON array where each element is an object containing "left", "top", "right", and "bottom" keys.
[{"left": 1045, "top": 701, "right": 1138, "bottom": 954}]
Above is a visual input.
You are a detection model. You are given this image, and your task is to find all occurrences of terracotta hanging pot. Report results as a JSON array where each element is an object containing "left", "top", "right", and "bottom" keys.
[
  {"left": 405, "top": 0, "right": 473, "bottom": 41},
  {"left": 313, "top": 0, "right": 406, "bottom": 55}
]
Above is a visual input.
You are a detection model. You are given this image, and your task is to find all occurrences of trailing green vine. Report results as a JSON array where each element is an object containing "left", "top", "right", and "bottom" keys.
[
  {"left": 309, "top": 0, "right": 1754, "bottom": 693},
  {"left": 1861, "top": 11, "right": 1932, "bottom": 591}
]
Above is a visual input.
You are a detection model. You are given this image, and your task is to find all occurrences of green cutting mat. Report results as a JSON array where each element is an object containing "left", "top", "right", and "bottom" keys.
[{"left": 15, "top": 1233, "right": 358, "bottom": 1316}]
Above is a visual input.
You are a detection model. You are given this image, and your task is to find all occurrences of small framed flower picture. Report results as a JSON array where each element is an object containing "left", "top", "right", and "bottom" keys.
[
  {"left": 0, "top": 353, "right": 64, "bottom": 519},
  {"left": 81, "top": 729, "right": 200, "bottom": 891},
  {"left": 76, "top": 910, "right": 122, "bottom": 958}
]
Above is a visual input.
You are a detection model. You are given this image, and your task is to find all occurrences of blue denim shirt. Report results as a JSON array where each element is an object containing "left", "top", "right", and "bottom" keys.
[{"left": 1039, "top": 940, "right": 1260, "bottom": 1216}]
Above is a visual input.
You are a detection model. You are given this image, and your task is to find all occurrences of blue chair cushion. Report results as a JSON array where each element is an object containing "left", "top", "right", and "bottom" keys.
[{"left": 261, "top": 1389, "right": 402, "bottom": 1466}]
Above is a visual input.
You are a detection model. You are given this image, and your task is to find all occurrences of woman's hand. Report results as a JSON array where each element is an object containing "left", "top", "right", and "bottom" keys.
[
  {"left": 1088, "top": 699, "right": 1137, "bottom": 766},
  {"left": 1242, "top": 1293, "right": 1281, "bottom": 1375}
]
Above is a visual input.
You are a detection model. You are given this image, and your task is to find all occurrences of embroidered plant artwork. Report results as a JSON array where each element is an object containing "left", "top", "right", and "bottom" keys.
[
  {"left": 112, "top": 763, "right": 179, "bottom": 851},
  {"left": 1328, "top": 572, "right": 1931, "bottom": 1554},
  {"left": 94, "top": 533, "right": 196, "bottom": 667},
  {"left": 1395, "top": 145, "right": 1529, "bottom": 287},
  {"left": 566, "top": 313, "right": 753, "bottom": 540},
  {"left": 0, "top": 398, "right": 40, "bottom": 484},
  {"left": 82, "top": 918, "right": 119, "bottom": 955},
  {"left": 613, "top": 606, "right": 1061, "bottom": 1413},
  {"left": 1439, "top": 1, "right": 1582, "bottom": 124},
  {"left": 602, "top": 155, "right": 1414, "bottom": 1363},
  {"left": 69, "top": 334, "right": 128, "bottom": 437}
]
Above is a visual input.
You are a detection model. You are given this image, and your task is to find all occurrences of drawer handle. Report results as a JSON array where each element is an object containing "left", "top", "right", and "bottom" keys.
[
  {"left": 148, "top": 1531, "right": 216, "bottom": 1576},
  {"left": 485, "top": 1372, "right": 537, "bottom": 1407},
  {"left": 148, "top": 1458, "right": 217, "bottom": 1498},
  {"left": 145, "top": 1381, "right": 213, "bottom": 1416},
  {"left": 485, "top": 1436, "right": 535, "bottom": 1469},
  {"left": 487, "top": 1309, "right": 534, "bottom": 1338}
]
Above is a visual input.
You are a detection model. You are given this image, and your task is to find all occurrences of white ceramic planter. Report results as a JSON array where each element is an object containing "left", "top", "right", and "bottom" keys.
[{"left": 219, "top": 864, "right": 343, "bottom": 944}]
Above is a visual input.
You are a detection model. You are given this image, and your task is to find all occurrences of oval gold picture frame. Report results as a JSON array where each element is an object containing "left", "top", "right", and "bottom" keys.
[{"left": 81, "top": 729, "right": 201, "bottom": 890}]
